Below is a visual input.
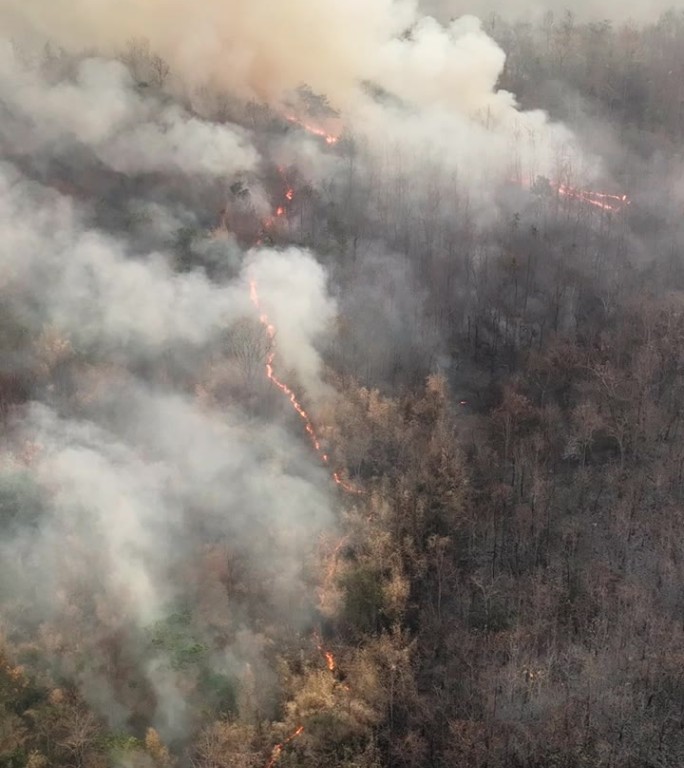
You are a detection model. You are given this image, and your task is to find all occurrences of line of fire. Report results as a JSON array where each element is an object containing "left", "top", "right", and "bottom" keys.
[{"left": 238, "top": 111, "right": 631, "bottom": 768}]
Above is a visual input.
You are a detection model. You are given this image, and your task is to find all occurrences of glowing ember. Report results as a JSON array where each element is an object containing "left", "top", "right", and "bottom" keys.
[
  {"left": 249, "top": 281, "right": 361, "bottom": 494},
  {"left": 265, "top": 726, "right": 304, "bottom": 768},
  {"left": 275, "top": 206, "right": 285, "bottom": 217}
]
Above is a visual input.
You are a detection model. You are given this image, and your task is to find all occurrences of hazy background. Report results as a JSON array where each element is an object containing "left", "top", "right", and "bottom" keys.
[{"left": 422, "top": 0, "right": 684, "bottom": 22}]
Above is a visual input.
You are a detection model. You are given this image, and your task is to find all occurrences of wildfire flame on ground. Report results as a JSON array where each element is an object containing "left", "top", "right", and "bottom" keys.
[
  {"left": 283, "top": 112, "right": 630, "bottom": 214},
  {"left": 248, "top": 281, "right": 361, "bottom": 495},
  {"left": 261, "top": 631, "right": 348, "bottom": 768},
  {"left": 556, "top": 184, "right": 630, "bottom": 212},
  {"left": 285, "top": 114, "right": 339, "bottom": 145},
  {"left": 265, "top": 726, "right": 305, "bottom": 768},
  {"left": 278, "top": 167, "right": 295, "bottom": 210},
  {"left": 509, "top": 176, "right": 631, "bottom": 213},
  {"left": 315, "top": 632, "right": 351, "bottom": 692},
  {"left": 248, "top": 278, "right": 354, "bottom": 761},
  {"left": 313, "top": 630, "right": 337, "bottom": 671},
  {"left": 214, "top": 111, "right": 360, "bottom": 768},
  {"left": 252, "top": 112, "right": 629, "bottom": 768},
  {"left": 283, "top": 111, "right": 631, "bottom": 215}
]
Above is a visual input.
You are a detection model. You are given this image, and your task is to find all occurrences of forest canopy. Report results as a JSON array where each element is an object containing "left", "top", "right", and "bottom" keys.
[{"left": 0, "top": 2, "right": 683, "bottom": 767}]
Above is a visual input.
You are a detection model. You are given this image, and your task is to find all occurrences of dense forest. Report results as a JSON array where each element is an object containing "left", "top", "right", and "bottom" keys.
[{"left": 1, "top": 2, "right": 684, "bottom": 767}]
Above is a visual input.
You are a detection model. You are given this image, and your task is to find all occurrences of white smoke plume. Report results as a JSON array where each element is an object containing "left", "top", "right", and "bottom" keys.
[
  {"left": 1, "top": 388, "right": 334, "bottom": 735},
  {"left": 0, "top": 0, "right": 588, "bottom": 188},
  {"left": 0, "top": 135, "right": 338, "bottom": 735},
  {"left": 246, "top": 247, "right": 337, "bottom": 398},
  {"left": 0, "top": 156, "right": 337, "bottom": 367},
  {"left": 0, "top": 41, "right": 259, "bottom": 178},
  {"left": 0, "top": 165, "right": 247, "bottom": 351}
]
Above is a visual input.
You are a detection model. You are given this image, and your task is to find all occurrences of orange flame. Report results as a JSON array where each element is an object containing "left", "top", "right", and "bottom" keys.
[
  {"left": 313, "top": 631, "right": 337, "bottom": 672},
  {"left": 556, "top": 183, "right": 630, "bottom": 212},
  {"left": 249, "top": 281, "right": 361, "bottom": 494},
  {"left": 510, "top": 177, "right": 630, "bottom": 213},
  {"left": 313, "top": 631, "right": 350, "bottom": 690},
  {"left": 285, "top": 114, "right": 339, "bottom": 145},
  {"left": 271, "top": 168, "right": 294, "bottom": 219},
  {"left": 265, "top": 725, "right": 304, "bottom": 768}
]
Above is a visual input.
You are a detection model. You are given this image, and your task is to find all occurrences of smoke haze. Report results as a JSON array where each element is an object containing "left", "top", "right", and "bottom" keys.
[
  {"left": 422, "top": 0, "right": 684, "bottom": 23},
  {"left": 0, "top": 0, "right": 673, "bottom": 760},
  {"left": 0, "top": 45, "right": 338, "bottom": 732},
  {"left": 0, "top": 0, "right": 590, "bottom": 190}
]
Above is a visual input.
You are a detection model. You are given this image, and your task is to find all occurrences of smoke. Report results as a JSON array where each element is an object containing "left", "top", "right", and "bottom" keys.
[
  {"left": 345, "top": 15, "right": 582, "bottom": 204},
  {"left": 421, "top": 0, "right": 684, "bottom": 23},
  {"left": 1, "top": 388, "right": 334, "bottom": 736},
  {"left": 0, "top": 0, "right": 589, "bottom": 189},
  {"left": 246, "top": 247, "right": 337, "bottom": 398},
  {"left": 333, "top": 246, "right": 441, "bottom": 387},
  {"left": 0, "top": 42, "right": 259, "bottom": 179},
  {"left": 0, "top": 0, "right": 416, "bottom": 104},
  {"left": 0, "top": 166, "right": 245, "bottom": 353},
  {"left": 0, "top": 107, "right": 337, "bottom": 736},
  {"left": 0, "top": 0, "right": 624, "bottom": 747}
]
